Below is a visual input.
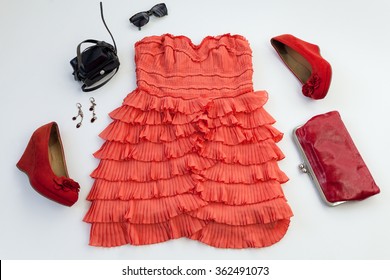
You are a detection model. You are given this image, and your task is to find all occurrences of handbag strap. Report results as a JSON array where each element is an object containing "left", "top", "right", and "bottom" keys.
[
  {"left": 99, "top": 2, "right": 117, "bottom": 53},
  {"left": 76, "top": 2, "right": 117, "bottom": 71},
  {"left": 75, "top": 2, "right": 119, "bottom": 92},
  {"left": 76, "top": 39, "right": 101, "bottom": 72}
]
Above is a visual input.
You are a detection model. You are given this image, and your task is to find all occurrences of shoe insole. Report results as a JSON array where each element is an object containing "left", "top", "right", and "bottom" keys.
[
  {"left": 276, "top": 43, "right": 312, "bottom": 83},
  {"left": 48, "top": 127, "right": 67, "bottom": 177}
]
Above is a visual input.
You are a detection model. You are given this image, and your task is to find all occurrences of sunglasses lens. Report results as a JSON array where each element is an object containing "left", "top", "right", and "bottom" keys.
[
  {"left": 129, "top": 12, "right": 149, "bottom": 29},
  {"left": 150, "top": 3, "right": 168, "bottom": 17}
]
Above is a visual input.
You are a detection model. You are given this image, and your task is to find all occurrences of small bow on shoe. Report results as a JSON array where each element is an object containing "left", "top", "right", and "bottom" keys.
[
  {"left": 302, "top": 74, "right": 321, "bottom": 97},
  {"left": 53, "top": 177, "right": 80, "bottom": 192}
]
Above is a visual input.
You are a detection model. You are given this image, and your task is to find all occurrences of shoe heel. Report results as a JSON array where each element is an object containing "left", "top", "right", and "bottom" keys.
[{"left": 16, "top": 137, "right": 35, "bottom": 173}]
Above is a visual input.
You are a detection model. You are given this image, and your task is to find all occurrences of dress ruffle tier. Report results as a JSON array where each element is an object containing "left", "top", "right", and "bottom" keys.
[{"left": 84, "top": 34, "right": 293, "bottom": 248}]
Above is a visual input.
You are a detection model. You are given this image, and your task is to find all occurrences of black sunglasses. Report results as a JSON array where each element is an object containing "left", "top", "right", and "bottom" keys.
[{"left": 129, "top": 3, "right": 168, "bottom": 30}]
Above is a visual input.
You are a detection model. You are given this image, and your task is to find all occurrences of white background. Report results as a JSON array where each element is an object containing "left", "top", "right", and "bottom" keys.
[{"left": 1, "top": 0, "right": 389, "bottom": 260}]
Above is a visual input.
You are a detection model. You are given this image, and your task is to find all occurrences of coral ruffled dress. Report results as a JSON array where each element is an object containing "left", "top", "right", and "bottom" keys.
[{"left": 84, "top": 34, "right": 293, "bottom": 249}]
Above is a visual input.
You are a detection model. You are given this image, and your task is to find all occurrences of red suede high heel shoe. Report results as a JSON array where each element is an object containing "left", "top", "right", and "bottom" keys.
[
  {"left": 270, "top": 34, "right": 332, "bottom": 100},
  {"left": 16, "top": 122, "right": 80, "bottom": 207}
]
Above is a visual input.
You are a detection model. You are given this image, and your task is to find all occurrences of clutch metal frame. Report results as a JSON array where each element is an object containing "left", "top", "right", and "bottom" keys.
[{"left": 293, "top": 126, "right": 346, "bottom": 207}]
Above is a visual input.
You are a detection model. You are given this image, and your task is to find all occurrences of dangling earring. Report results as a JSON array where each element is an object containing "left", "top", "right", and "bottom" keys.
[
  {"left": 72, "top": 103, "right": 84, "bottom": 128},
  {"left": 89, "top": 97, "right": 97, "bottom": 123}
]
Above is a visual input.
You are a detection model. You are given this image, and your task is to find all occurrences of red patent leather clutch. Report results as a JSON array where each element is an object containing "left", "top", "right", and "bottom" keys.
[{"left": 293, "top": 111, "right": 380, "bottom": 206}]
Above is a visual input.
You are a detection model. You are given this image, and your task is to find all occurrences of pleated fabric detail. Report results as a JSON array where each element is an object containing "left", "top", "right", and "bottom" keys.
[
  {"left": 84, "top": 194, "right": 207, "bottom": 224},
  {"left": 87, "top": 175, "right": 199, "bottom": 200},
  {"left": 89, "top": 215, "right": 207, "bottom": 247},
  {"left": 196, "top": 180, "right": 286, "bottom": 205},
  {"left": 84, "top": 33, "right": 293, "bottom": 249},
  {"left": 189, "top": 219, "right": 290, "bottom": 249}
]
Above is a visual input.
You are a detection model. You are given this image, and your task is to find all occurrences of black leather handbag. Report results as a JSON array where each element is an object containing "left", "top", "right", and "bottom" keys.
[{"left": 70, "top": 2, "right": 120, "bottom": 92}]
